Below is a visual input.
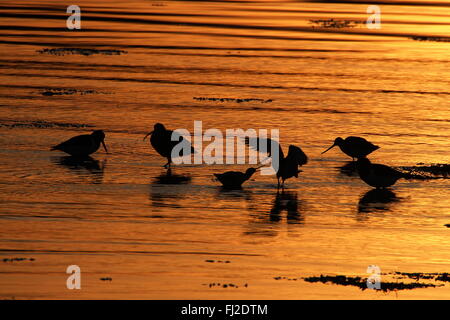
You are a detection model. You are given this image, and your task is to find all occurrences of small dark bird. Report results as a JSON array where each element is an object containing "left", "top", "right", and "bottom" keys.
[
  {"left": 144, "top": 123, "right": 195, "bottom": 168},
  {"left": 356, "top": 157, "right": 405, "bottom": 189},
  {"left": 322, "top": 136, "right": 379, "bottom": 160},
  {"left": 214, "top": 167, "right": 257, "bottom": 189},
  {"left": 246, "top": 137, "right": 308, "bottom": 189},
  {"left": 51, "top": 130, "right": 108, "bottom": 157}
]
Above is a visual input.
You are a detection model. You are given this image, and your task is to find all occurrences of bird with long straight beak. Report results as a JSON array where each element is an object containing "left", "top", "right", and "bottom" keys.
[
  {"left": 322, "top": 136, "right": 379, "bottom": 161},
  {"left": 144, "top": 123, "right": 195, "bottom": 169},
  {"left": 51, "top": 130, "right": 108, "bottom": 157}
]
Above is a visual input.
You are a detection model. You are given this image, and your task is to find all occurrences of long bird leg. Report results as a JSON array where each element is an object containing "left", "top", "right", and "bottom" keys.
[
  {"left": 277, "top": 177, "right": 281, "bottom": 190},
  {"left": 163, "top": 156, "right": 172, "bottom": 169}
]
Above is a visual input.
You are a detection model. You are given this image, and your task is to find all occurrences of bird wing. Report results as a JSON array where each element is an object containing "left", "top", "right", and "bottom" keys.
[
  {"left": 287, "top": 145, "right": 308, "bottom": 166},
  {"left": 214, "top": 171, "right": 244, "bottom": 185},
  {"left": 372, "top": 164, "right": 404, "bottom": 178},
  {"left": 51, "top": 134, "right": 91, "bottom": 150},
  {"left": 245, "top": 136, "right": 284, "bottom": 160},
  {"left": 347, "top": 136, "right": 379, "bottom": 150}
]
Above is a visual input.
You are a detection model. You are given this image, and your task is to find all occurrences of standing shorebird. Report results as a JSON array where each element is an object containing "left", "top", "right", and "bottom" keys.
[
  {"left": 51, "top": 130, "right": 108, "bottom": 157},
  {"left": 144, "top": 123, "right": 195, "bottom": 168},
  {"left": 214, "top": 167, "right": 257, "bottom": 189},
  {"left": 322, "top": 136, "right": 379, "bottom": 160},
  {"left": 356, "top": 157, "right": 405, "bottom": 189},
  {"left": 246, "top": 137, "right": 308, "bottom": 189}
]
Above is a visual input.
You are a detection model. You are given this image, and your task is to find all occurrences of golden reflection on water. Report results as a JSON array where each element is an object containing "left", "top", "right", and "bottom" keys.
[{"left": 0, "top": 0, "right": 449, "bottom": 299}]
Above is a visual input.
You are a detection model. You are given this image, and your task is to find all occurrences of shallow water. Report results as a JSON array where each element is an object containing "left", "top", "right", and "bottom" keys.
[{"left": 0, "top": 0, "right": 449, "bottom": 299}]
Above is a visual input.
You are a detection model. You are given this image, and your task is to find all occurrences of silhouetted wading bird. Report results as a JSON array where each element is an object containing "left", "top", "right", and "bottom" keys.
[
  {"left": 144, "top": 123, "right": 195, "bottom": 168},
  {"left": 356, "top": 157, "right": 405, "bottom": 189},
  {"left": 51, "top": 130, "right": 108, "bottom": 157},
  {"left": 214, "top": 168, "right": 257, "bottom": 189},
  {"left": 245, "top": 137, "right": 308, "bottom": 189},
  {"left": 322, "top": 136, "right": 379, "bottom": 161}
]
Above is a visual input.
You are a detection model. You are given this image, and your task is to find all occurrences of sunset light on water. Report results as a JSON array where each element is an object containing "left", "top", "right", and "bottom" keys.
[{"left": 0, "top": 0, "right": 449, "bottom": 301}]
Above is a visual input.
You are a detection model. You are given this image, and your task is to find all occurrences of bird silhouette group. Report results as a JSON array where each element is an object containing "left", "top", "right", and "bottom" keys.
[{"left": 50, "top": 123, "right": 406, "bottom": 190}]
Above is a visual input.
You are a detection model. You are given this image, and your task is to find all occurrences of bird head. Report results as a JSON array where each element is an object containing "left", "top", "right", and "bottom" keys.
[
  {"left": 91, "top": 130, "right": 108, "bottom": 153},
  {"left": 321, "top": 137, "right": 344, "bottom": 154},
  {"left": 154, "top": 123, "right": 165, "bottom": 131},
  {"left": 143, "top": 123, "right": 166, "bottom": 141}
]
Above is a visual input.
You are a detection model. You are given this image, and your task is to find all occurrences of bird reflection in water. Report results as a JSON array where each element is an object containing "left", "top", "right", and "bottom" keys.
[
  {"left": 153, "top": 168, "right": 191, "bottom": 185},
  {"left": 358, "top": 188, "right": 400, "bottom": 214},
  {"left": 244, "top": 190, "right": 304, "bottom": 237},
  {"left": 150, "top": 168, "right": 192, "bottom": 209},
  {"left": 270, "top": 190, "right": 303, "bottom": 224},
  {"left": 51, "top": 155, "right": 105, "bottom": 184},
  {"left": 216, "top": 187, "right": 253, "bottom": 201},
  {"left": 338, "top": 161, "right": 358, "bottom": 177}
]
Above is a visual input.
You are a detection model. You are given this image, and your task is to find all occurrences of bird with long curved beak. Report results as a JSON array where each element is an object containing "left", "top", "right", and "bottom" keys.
[
  {"left": 144, "top": 123, "right": 195, "bottom": 169},
  {"left": 322, "top": 136, "right": 379, "bottom": 161},
  {"left": 51, "top": 130, "right": 108, "bottom": 157}
]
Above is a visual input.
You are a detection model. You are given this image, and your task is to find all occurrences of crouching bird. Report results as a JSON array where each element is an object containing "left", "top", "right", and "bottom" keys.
[
  {"left": 322, "top": 136, "right": 379, "bottom": 161},
  {"left": 356, "top": 157, "right": 405, "bottom": 189},
  {"left": 214, "top": 167, "right": 257, "bottom": 189},
  {"left": 245, "top": 137, "right": 308, "bottom": 189},
  {"left": 51, "top": 130, "right": 108, "bottom": 157},
  {"left": 144, "top": 123, "right": 195, "bottom": 168}
]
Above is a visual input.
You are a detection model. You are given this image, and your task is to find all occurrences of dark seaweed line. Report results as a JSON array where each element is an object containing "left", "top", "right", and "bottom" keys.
[
  {"left": 3, "top": 40, "right": 445, "bottom": 64},
  {"left": 303, "top": 275, "right": 442, "bottom": 292},
  {"left": 4, "top": 71, "right": 450, "bottom": 96},
  {"left": 38, "top": 47, "right": 127, "bottom": 56}
]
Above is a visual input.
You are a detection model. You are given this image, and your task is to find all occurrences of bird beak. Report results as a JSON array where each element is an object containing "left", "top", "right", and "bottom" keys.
[
  {"left": 102, "top": 140, "right": 108, "bottom": 153},
  {"left": 321, "top": 143, "right": 336, "bottom": 154},
  {"left": 256, "top": 164, "right": 266, "bottom": 170},
  {"left": 143, "top": 131, "right": 153, "bottom": 141}
]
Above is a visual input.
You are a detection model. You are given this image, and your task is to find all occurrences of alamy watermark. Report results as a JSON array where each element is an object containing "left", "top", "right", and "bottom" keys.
[
  {"left": 66, "top": 265, "right": 81, "bottom": 289},
  {"left": 65, "top": 5, "right": 381, "bottom": 31},
  {"left": 366, "top": 5, "right": 382, "bottom": 29},
  {"left": 169, "top": 121, "right": 279, "bottom": 175},
  {"left": 366, "top": 265, "right": 381, "bottom": 290},
  {"left": 66, "top": 5, "right": 81, "bottom": 30}
]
